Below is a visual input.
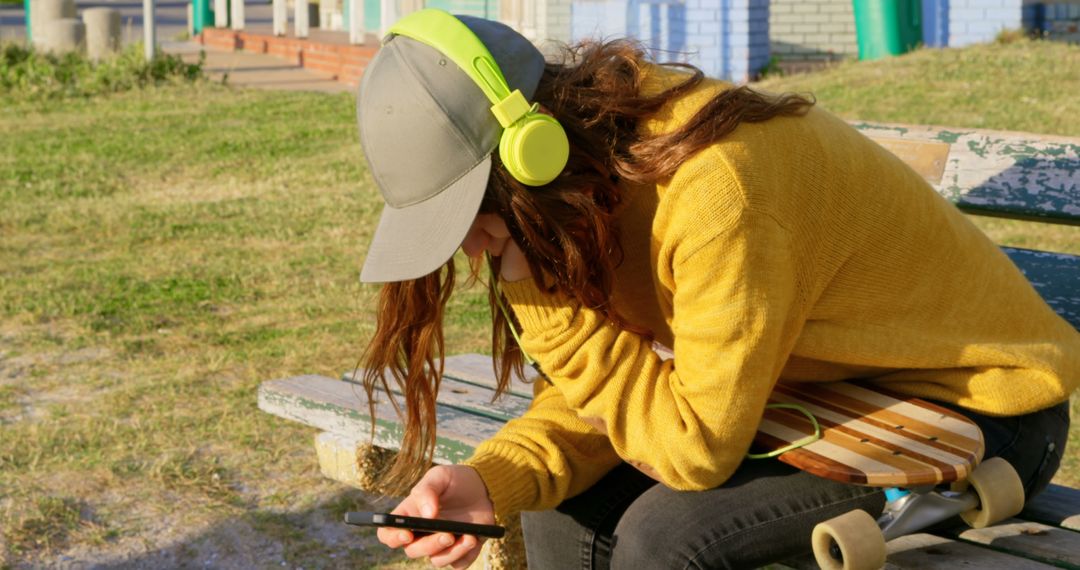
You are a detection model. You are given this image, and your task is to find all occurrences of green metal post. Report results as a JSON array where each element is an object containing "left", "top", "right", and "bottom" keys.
[
  {"left": 24, "top": 0, "right": 32, "bottom": 43},
  {"left": 192, "top": 0, "right": 213, "bottom": 34}
]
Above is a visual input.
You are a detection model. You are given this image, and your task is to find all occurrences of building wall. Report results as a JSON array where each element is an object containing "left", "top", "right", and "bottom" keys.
[
  {"left": 769, "top": 0, "right": 856, "bottom": 61},
  {"left": 950, "top": 0, "right": 1023, "bottom": 46},
  {"left": 358, "top": 0, "right": 769, "bottom": 82},
  {"left": 562, "top": 0, "right": 769, "bottom": 83}
]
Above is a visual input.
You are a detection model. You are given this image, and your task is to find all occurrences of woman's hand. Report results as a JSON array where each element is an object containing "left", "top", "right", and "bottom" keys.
[
  {"left": 461, "top": 214, "right": 532, "bottom": 282},
  {"left": 498, "top": 239, "right": 531, "bottom": 282},
  {"left": 376, "top": 465, "right": 496, "bottom": 569}
]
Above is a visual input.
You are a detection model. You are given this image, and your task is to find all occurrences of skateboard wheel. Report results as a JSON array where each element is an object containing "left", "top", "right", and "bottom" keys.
[
  {"left": 960, "top": 456, "right": 1025, "bottom": 528},
  {"left": 811, "top": 509, "right": 886, "bottom": 570}
]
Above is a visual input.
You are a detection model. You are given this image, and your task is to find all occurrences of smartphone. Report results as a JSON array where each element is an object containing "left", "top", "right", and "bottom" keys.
[{"left": 344, "top": 511, "right": 506, "bottom": 539}]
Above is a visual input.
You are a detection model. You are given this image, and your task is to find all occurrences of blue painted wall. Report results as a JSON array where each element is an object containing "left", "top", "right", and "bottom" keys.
[{"left": 570, "top": 0, "right": 770, "bottom": 82}]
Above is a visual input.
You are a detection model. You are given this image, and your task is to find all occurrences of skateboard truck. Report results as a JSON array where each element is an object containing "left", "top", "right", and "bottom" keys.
[
  {"left": 812, "top": 457, "right": 1025, "bottom": 570},
  {"left": 878, "top": 485, "right": 979, "bottom": 541}
]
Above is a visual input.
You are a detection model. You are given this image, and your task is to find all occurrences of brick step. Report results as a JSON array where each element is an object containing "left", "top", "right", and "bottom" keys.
[{"left": 196, "top": 27, "right": 378, "bottom": 87}]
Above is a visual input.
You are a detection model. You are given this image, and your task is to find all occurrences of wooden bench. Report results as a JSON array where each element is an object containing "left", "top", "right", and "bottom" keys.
[{"left": 259, "top": 122, "right": 1080, "bottom": 569}]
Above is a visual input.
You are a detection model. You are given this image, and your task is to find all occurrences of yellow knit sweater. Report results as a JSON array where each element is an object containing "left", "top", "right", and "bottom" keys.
[{"left": 463, "top": 66, "right": 1080, "bottom": 518}]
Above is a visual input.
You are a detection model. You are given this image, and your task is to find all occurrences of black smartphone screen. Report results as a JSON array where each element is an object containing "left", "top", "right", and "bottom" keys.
[{"left": 344, "top": 511, "right": 506, "bottom": 539}]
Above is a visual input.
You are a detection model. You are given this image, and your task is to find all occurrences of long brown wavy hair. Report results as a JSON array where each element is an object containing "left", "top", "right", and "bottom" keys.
[{"left": 360, "top": 39, "right": 815, "bottom": 495}]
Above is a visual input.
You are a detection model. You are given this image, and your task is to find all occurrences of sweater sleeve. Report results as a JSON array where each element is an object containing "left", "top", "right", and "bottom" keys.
[
  {"left": 499, "top": 209, "right": 807, "bottom": 491},
  {"left": 462, "top": 375, "right": 622, "bottom": 517}
]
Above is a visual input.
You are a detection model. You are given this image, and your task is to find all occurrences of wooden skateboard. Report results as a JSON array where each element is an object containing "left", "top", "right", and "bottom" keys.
[{"left": 752, "top": 381, "right": 1026, "bottom": 570}]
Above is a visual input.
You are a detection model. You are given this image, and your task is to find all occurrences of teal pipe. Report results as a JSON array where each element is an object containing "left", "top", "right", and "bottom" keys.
[
  {"left": 24, "top": 0, "right": 31, "bottom": 43},
  {"left": 192, "top": 0, "right": 214, "bottom": 34}
]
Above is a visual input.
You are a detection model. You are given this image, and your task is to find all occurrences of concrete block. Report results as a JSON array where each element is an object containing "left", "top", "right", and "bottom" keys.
[
  {"left": 32, "top": 0, "right": 76, "bottom": 49},
  {"left": 295, "top": 0, "right": 310, "bottom": 38},
  {"left": 314, "top": 431, "right": 362, "bottom": 488},
  {"left": 44, "top": 17, "right": 84, "bottom": 54},
  {"left": 82, "top": 7, "right": 120, "bottom": 61},
  {"left": 320, "top": 0, "right": 342, "bottom": 31},
  {"left": 215, "top": 0, "right": 228, "bottom": 27}
]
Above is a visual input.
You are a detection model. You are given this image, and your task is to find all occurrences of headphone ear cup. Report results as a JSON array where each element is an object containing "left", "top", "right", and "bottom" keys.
[{"left": 499, "top": 113, "right": 570, "bottom": 187}]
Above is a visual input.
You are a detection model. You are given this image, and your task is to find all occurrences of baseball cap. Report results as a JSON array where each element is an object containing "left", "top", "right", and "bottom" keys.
[{"left": 357, "top": 14, "right": 546, "bottom": 283}]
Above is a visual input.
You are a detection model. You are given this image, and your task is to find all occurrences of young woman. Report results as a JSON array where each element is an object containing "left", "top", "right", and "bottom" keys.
[{"left": 355, "top": 10, "right": 1077, "bottom": 570}]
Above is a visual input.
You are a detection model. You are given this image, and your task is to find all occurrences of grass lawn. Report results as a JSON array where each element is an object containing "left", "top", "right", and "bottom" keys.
[{"left": 1, "top": 38, "right": 1078, "bottom": 567}]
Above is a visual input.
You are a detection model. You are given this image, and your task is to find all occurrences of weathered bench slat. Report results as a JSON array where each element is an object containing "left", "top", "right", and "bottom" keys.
[
  {"left": 946, "top": 519, "right": 1080, "bottom": 568},
  {"left": 342, "top": 370, "right": 535, "bottom": 423},
  {"left": 882, "top": 533, "right": 1060, "bottom": 569},
  {"left": 442, "top": 353, "right": 538, "bottom": 398},
  {"left": 853, "top": 122, "right": 1080, "bottom": 224},
  {"left": 1021, "top": 484, "right": 1080, "bottom": 531},
  {"left": 782, "top": 532, "right": 1063, "bottom": 570},
  {"left": 1004, "top": 247, "right": 1080, "bottom": 330},
  {"left": 258, "top": 375, "right": 495, "bottom": 464}
]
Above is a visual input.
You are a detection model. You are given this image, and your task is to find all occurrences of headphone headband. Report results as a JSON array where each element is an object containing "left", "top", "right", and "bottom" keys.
[
  {"left": 388, "top": 10, "right": 526, "bottom": 123},
  {"left": 386, "top": 9, "right": 569, "bottom": 187}
]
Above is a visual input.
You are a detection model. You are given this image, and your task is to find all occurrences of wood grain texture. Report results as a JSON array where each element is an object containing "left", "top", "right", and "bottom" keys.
[
  {"left": 756, "top": 382, "right": 982, "bottom": 487},
  {"left": 1020, "top": 484, "right": 1080, "bottom": 531},
  {"left": 883, "top": 533, "right": 1059, "bottom": 569},
  {"left": 953, "top": 519, "right": 1080, "bottom": 568},
  {"left": 341, "top": 371, "right": 534, "bottom": 423}
]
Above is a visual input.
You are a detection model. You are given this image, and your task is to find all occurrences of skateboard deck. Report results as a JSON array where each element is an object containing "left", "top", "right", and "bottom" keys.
[{"left": 753, "top": 382, "right": 985, "bottom": 488}]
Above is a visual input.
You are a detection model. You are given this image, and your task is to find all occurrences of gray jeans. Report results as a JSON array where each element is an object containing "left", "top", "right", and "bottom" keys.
[{"left": 520, "top": 400, "right": 1070, "bottom": 570}]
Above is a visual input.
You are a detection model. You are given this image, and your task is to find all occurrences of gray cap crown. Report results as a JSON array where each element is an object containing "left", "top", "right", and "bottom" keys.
[{"left": 357, "top": 14, "right": 546, "bottom": 283}]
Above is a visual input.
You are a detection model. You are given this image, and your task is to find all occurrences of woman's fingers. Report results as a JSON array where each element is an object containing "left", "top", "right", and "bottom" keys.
[
  {"left": 409, "top": 485, "right": 442, "bottom": 519},
  {"left": 429, "top": 534, "right": 482, "bottom": 569},
  {"left": 402, "top": 532, "right": 458, "bottom": 560},
  {"left": 376, "top": 527, "right": 414, "bottom": 548}
]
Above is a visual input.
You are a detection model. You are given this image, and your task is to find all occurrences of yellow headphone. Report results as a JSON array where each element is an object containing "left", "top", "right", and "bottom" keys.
[{"left": 388, "top": 9, "right": 570, "bottom": 187}]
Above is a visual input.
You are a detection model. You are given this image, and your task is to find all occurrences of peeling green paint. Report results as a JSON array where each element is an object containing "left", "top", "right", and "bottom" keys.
[
  {"left": 967, "top": 139, "right": 990, "bottom": 159},
  {"left": 271, "top": 389, "right": 479, "bottom": 462},
  {"left": 1041, "top": 145, "right": 1066, "bottom": 157},
  {"left": 935, "top": 130, "right": 968, "bottom": 144},
  {"left": 851, "top": 122, "right": 907, "bottom": 136},
  {"left": 1000, "top": 143, "right": 1039, "bottom": 157}
]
